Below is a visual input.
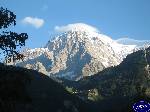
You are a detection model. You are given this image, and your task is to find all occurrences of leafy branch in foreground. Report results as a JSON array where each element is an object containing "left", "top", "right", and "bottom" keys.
[{"left": 0, "top": 7, "right": 28, "bottom": 63}]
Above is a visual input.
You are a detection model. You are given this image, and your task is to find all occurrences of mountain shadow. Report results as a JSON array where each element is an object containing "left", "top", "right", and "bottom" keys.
[
  {"left": 61, "top": 46, "right": 150, "bottom": 112},
  {"left": 0, "top": 63, "right": 94, "bottom": 112}
]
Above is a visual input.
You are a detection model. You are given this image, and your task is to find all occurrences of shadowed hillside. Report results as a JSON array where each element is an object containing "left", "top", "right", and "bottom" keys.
[
  {"left": 61, "top": 47, "right": 150, "bottom": 112},
  {"left": 0, "top": 63, "right": 94, "bottom": 112}
]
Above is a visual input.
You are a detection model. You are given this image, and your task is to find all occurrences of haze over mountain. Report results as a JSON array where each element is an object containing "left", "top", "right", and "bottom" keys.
[{"left": 116, "top": 37, "right": 150, "bottom": 46}]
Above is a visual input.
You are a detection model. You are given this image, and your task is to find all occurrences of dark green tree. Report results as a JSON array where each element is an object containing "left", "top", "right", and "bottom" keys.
[{"left": 0, "top": 7, "right": 28, "bottom": 63}]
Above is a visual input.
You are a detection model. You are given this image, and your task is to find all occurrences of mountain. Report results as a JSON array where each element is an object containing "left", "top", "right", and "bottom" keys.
[
  {"left": 1, "top": 44, "right": 150, "bottom": 112},
  {"left": 61, "top": 46, "right": 150, "bottom": 112},
  {"left": 16, "top": 23, "right": 136, "bottom": 80},
  {"left": 64, "top": 46, "right": 150, "bottom": 97},
  {"left": 0, "top": 63, "right": 94, "bottom": 112}
]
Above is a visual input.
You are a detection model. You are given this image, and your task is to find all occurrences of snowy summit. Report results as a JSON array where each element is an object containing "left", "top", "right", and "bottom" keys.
[{"left": 17, "top": 23, "right": 138, "bottom": 80}]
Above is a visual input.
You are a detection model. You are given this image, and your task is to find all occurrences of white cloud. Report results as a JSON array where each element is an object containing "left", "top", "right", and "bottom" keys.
[
  {"left": 115, "top": 37, "right": 150, "bottom": 46},
  {"left": 22, "top": 17, "right": 44, "bottom": 28},
  {"left": 54, "top": 23, "right": 100, "bottom": 33}
]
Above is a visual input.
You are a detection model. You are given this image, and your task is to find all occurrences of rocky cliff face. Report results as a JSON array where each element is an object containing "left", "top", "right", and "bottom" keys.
[{"left": 16, "top": 23, "right": 136, "bottom": 80}]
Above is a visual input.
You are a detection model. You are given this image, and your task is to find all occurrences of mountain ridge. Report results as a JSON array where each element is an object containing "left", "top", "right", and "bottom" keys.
[
  {"left": 60, "top": 46, "right": 150, "bottom": 111},
  {"left": 15, "top": 23, "right": 147, "bottom": 80}
]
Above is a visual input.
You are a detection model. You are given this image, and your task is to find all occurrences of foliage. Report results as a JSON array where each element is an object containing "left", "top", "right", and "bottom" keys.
[
  {"left": 0, "top": 7, "right": 28, "bottom": 62},
  {"left": 0, "top": 63, "right": 32, "bottom": 112},
  {"left": 87, "top": 88, "right": 103, "bottom": 101},
  {"left": 66, "top": 86, "right": 76, "bottom": 94},
  {"left": 0, "top": 63, "right": 94, "bottom": 112},
  {"left": 62, "top": 47, "right": 150, "bottom": 111}
]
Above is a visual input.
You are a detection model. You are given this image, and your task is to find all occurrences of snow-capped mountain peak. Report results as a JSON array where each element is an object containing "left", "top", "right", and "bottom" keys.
[{"left": 16, "top": 23, "right": 138, "bottom": 80}]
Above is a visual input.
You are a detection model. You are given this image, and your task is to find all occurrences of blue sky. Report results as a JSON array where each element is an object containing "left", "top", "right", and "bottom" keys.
[{"left": 1, "top": 0, "right": 150, "bottom": 48}]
